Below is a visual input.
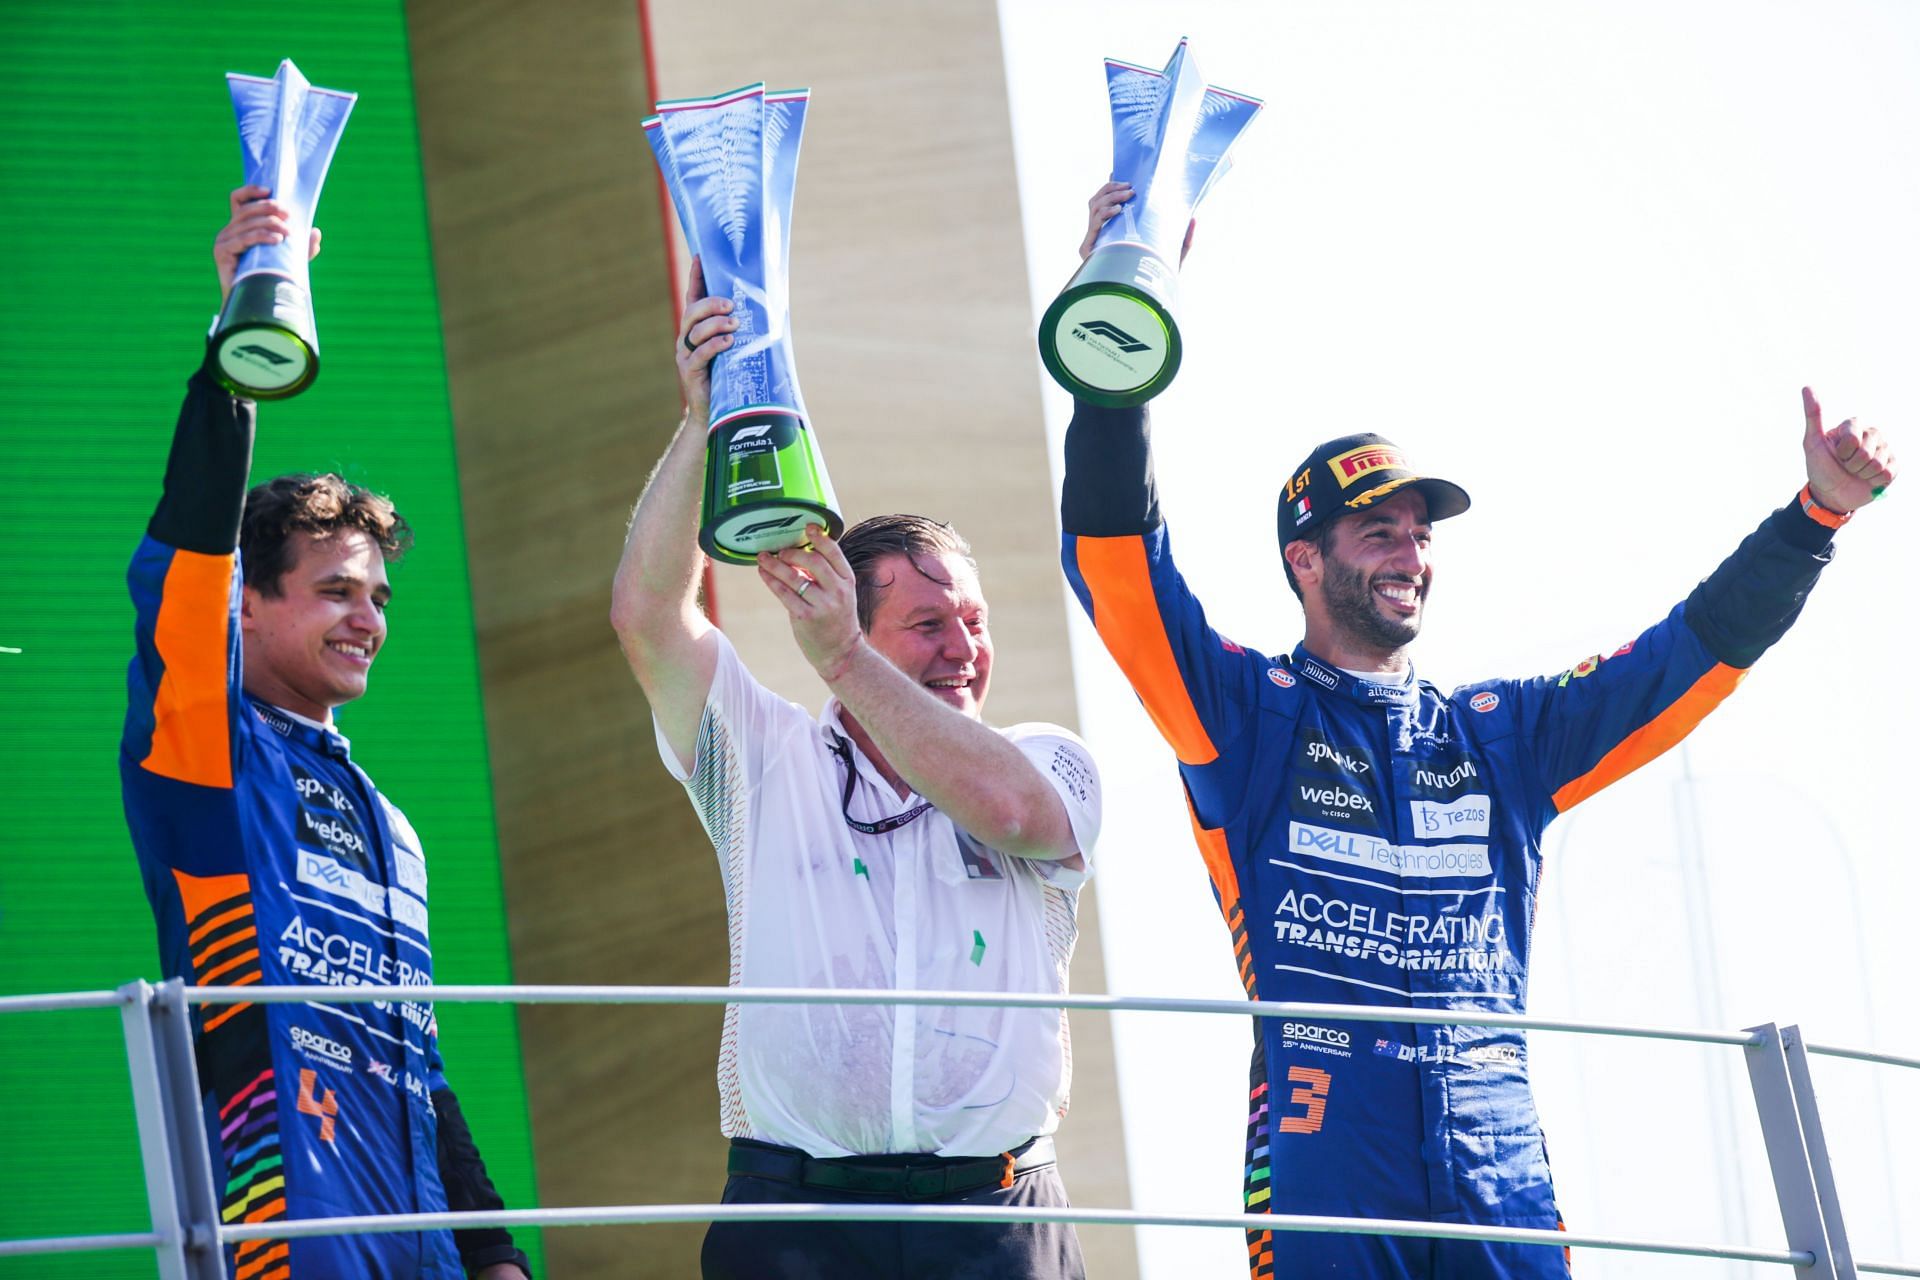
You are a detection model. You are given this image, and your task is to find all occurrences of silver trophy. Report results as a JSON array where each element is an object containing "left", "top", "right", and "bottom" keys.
[
  {"left": 1039, "top": 41, "right": 1260, "bottom": 407},
  {"left": 210, "top": 60, "right": 355, "bottom": 400}
]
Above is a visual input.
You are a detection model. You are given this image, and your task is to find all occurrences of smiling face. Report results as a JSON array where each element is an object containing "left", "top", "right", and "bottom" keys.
[
  {"left": 240, "top": 530, "right": 391, "bottom": 722},
  {"left": 1293, "top": 487, "right": 1434, "bottom": 660},
  {"left": 861, "top": 551, "right": 993, "bottom": 720}
]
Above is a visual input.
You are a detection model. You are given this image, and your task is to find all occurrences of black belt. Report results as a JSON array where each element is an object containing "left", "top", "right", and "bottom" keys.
[{"left": 727, "top": 1136, "right": 1055, "bottom": 1200}]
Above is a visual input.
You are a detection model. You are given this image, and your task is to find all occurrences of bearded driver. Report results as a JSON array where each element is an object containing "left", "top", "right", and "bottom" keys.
[
  {"left": 121, "top": 187, "right": 529, "bottom": 1279},
  {"left": 1057, "top": 182, "right": 1898, "bottom": 1279}
]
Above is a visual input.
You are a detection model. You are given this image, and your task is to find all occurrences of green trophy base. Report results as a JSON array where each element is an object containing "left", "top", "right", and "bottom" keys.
[
  {"left": 700, "top": 411, "right": 844, "bottom": 565},
  {"left": 1038, "top": 242, "right": 1183, "bottom": 407},
  {"left": 210, "top": 273, "right": 319, "bottom": 400}
]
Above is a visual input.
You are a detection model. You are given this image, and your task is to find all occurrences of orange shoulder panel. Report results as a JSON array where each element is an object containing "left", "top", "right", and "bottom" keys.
[
  {"left": 1073, "top": 536, "right": 1219, "bottom": 766},
  {"left": 1551, "top": 663, "right": 1747, "bottom": 813},
  {"left": 142, "top": 550, "right": 236, "bottom": 789}
]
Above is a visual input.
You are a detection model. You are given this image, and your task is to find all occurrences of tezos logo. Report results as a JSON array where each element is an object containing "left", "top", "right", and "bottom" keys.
[
  {"left": 1267, "top": 667, "right": 1296, "bottom": 689},
  {"left": 1469, "top": 691, "right": 1500, "bottom": 713},
  {"left": 1283, "top": 1022, "right": 1351, "bottom": 1049},
  {"left": 1075, "top": 320, "right": 1150, "bottom": 353},
  {"left": 290, "top": 1025, "right": 353, "bottom": 1068}
]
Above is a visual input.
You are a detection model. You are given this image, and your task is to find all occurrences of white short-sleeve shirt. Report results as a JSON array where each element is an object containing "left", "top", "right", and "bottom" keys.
[{"left": 655, "top": 632, "right": 1101, "bottom": 1158}]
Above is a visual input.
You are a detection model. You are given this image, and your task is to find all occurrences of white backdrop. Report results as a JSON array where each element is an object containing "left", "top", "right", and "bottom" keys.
[{"left": 997, "top": 3, "right": 1920, "bottom": 1275}]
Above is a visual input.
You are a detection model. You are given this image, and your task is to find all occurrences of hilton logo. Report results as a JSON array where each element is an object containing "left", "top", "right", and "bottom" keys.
[{"left": 1073, "top": 320, "right": 1150, "bottom": 353}]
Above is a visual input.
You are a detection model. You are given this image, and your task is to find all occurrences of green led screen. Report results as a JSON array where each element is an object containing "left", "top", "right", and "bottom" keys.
[{"left": 0, "top": 3, "right": 542, "bottom": 1273}]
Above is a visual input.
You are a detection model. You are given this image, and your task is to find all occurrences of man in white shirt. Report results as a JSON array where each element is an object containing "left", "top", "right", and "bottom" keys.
[{"left": 611, "top": 261, "right": 1101, "bottom": 1280}]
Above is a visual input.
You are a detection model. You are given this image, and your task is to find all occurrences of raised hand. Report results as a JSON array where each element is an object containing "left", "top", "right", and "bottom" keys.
[
  {"left": 676, "top": 255, "right": 736, "bottom": 425},
  {"left": 758, "top": 526, "right": 861, "bottom": 681},
  {"left": 1078, "top": 180, "right": 1195, "bottom": 264},
  {"left": 214, "top": 185, "right": 319, "bottom": 299},
  {"left": 1802, "top": 386, "right": 1897, "bottom": 514}
]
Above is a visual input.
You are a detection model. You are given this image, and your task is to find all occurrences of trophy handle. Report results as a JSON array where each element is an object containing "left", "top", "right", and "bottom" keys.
[
  {"left": 210, "top": 273, "right": 319, "bottom": 399},
  {"left": 1037, "top": 242, "right": 1183, "bottom": 407},
  {"left": 699, "top": 410, "right": 845, "bottom": 565}
]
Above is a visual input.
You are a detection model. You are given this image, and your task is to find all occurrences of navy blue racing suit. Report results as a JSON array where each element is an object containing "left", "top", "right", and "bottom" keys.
[
  {"left": 1059, "top": 401, "right": 1836, "bottom": 1279},
  {"left": 121, "top": 369, "right": 528, "bottom": 1279}
]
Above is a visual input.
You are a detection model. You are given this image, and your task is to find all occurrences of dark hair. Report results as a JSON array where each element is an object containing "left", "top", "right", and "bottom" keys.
[
  {"left": 240, "top": 473, "right": 412, "bottom": 596},
  {"left": 1281, "top": 520, "right": 1338, "bottom": 601},
  {"left": 837, "top": 514, "right": 975, "bottom": 631}
]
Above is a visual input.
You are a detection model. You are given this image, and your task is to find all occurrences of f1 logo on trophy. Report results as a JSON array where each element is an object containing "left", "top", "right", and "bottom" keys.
[
  {"left": 645, "top": 83, "right": 843, "bottom": 565},
  {"left": 1039, "top": 40, "right": 1260, "bottom": 407},
  {"left": 210, "top": 59, "right": 355, "bottom": 400}
]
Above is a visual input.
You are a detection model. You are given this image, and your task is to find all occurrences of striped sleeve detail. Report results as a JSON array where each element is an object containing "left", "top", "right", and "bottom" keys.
[
  {"left": 142, "top": 549, "right": 237, "bottom": 788},
  {"left": 1551, "top": 663, "right": 1747, "bottom": 813},
  {"left": 233, "top": 1240, "right": 291, "bottom": 1280},
  {"left": 173, "top": 870, "right": 260, "bottom": 1031},
  {"left": 1185, "top": 801, "right": 1256, "bottom": 998},
  {"left": 1072, "top": 535, "right": 1218, "bottom": 765},
  {"left": 1242, "top": 1041, "right": 1275, "bottom": 1278},
  {"left": 215, "top": 1066, "right": 286, "bottom": 1265}
]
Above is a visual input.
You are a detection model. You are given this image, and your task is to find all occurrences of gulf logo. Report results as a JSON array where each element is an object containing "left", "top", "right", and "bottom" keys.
[
  {"left": 1268, "top": 668, "right": 1297, "bottom": 689},
  {"left": 1469, "top": 691, "right": 1500, "bottom": 713}
]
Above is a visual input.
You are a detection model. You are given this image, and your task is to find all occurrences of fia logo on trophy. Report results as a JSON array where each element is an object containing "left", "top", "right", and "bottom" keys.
[
  {"left": 1039, "top": 41, "right": 1261, "bottom": 407},
  {"left": 645, "top": 83, "right": 843, "bottom": 565},
  {"left": 211, "top": 60, "right": 355, "bottom": 400}
]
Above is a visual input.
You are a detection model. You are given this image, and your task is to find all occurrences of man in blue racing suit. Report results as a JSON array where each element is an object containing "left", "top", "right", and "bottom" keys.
[
  {"left": 1057, "top": 181, "right": 1899, "bottom": 1280},
  {"left": 121, "top": 186, "right": 531, "bottom": 1280}
]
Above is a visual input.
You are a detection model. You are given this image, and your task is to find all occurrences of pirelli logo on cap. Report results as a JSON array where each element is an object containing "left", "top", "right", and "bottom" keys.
[{"left": 1329, "top": 443, "right": 1407, "bottom": 488}]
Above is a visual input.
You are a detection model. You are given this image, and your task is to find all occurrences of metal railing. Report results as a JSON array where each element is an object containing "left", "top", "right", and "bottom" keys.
[{"left": 2, "top": 980, "right": 1915, "bottom": 1279}]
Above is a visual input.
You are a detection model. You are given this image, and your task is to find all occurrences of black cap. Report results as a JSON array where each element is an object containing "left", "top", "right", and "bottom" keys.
[{"left": 1277, "top": 432, "right": 1472, "bottom": 546}]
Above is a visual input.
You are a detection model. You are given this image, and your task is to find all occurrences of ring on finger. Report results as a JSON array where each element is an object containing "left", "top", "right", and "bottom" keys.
[
  {"left": 795, "top": 578, "right": 812, "bottom": 599},
  {"left": 683, "top": 330, "right": 699, "bottom": 354}
]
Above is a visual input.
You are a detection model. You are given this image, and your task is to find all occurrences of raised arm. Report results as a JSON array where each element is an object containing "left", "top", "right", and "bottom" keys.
[
  {"left": 610, "top": 258, "right": 736, "bottom": 771},
  {"left": 127, "top": 187, "right": 320, "bottom": 790},
  {"left": 756, "top": 532, "right": 1083, "bottom": 862},
  {"left": 1056, "top": 184, "right": 1258, "bottom": 791},
  {"left": 1500, "top": 387, "right": 1898, "bottom": 821}
]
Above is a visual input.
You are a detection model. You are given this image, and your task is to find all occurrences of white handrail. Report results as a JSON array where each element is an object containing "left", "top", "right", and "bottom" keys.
[
  {"left": 2, "top": 979, "right": 1910, "bottom": 1276},
  {"left": 180, "top": 982, "right": 1775, "bottom": 1047},
  {"left": 217, "top": 1203, "right": 1811, "bottom": 1267}
]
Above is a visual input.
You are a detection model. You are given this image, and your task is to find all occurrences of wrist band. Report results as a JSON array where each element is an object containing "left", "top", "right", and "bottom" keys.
[{"left": 1797, "top": 484, "right": 1852, "bottom": 530}]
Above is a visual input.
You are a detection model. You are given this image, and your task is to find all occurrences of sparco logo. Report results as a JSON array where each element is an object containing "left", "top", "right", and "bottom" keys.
[
  {"left": 1076, "top": 320, "right": 1150, "bottom": 352},
  {"left": 1306, "top": 741, "right": 1369, "bottom": 774},
  {"left": 1283, "top": 1022, "right": 1351, "bottom": 1049},
  {"left": 290, "top": 1026, "right": 353, "bottom": 1067},
  {"left": 735, "top": 513, "right": 807, "bottom": 538},
  {"left": 1414, "top": 761, "right": 1477, "bottom": 789},
  {"left": 1299, "top": 784, "right": 1372, "bottom": 813}
]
